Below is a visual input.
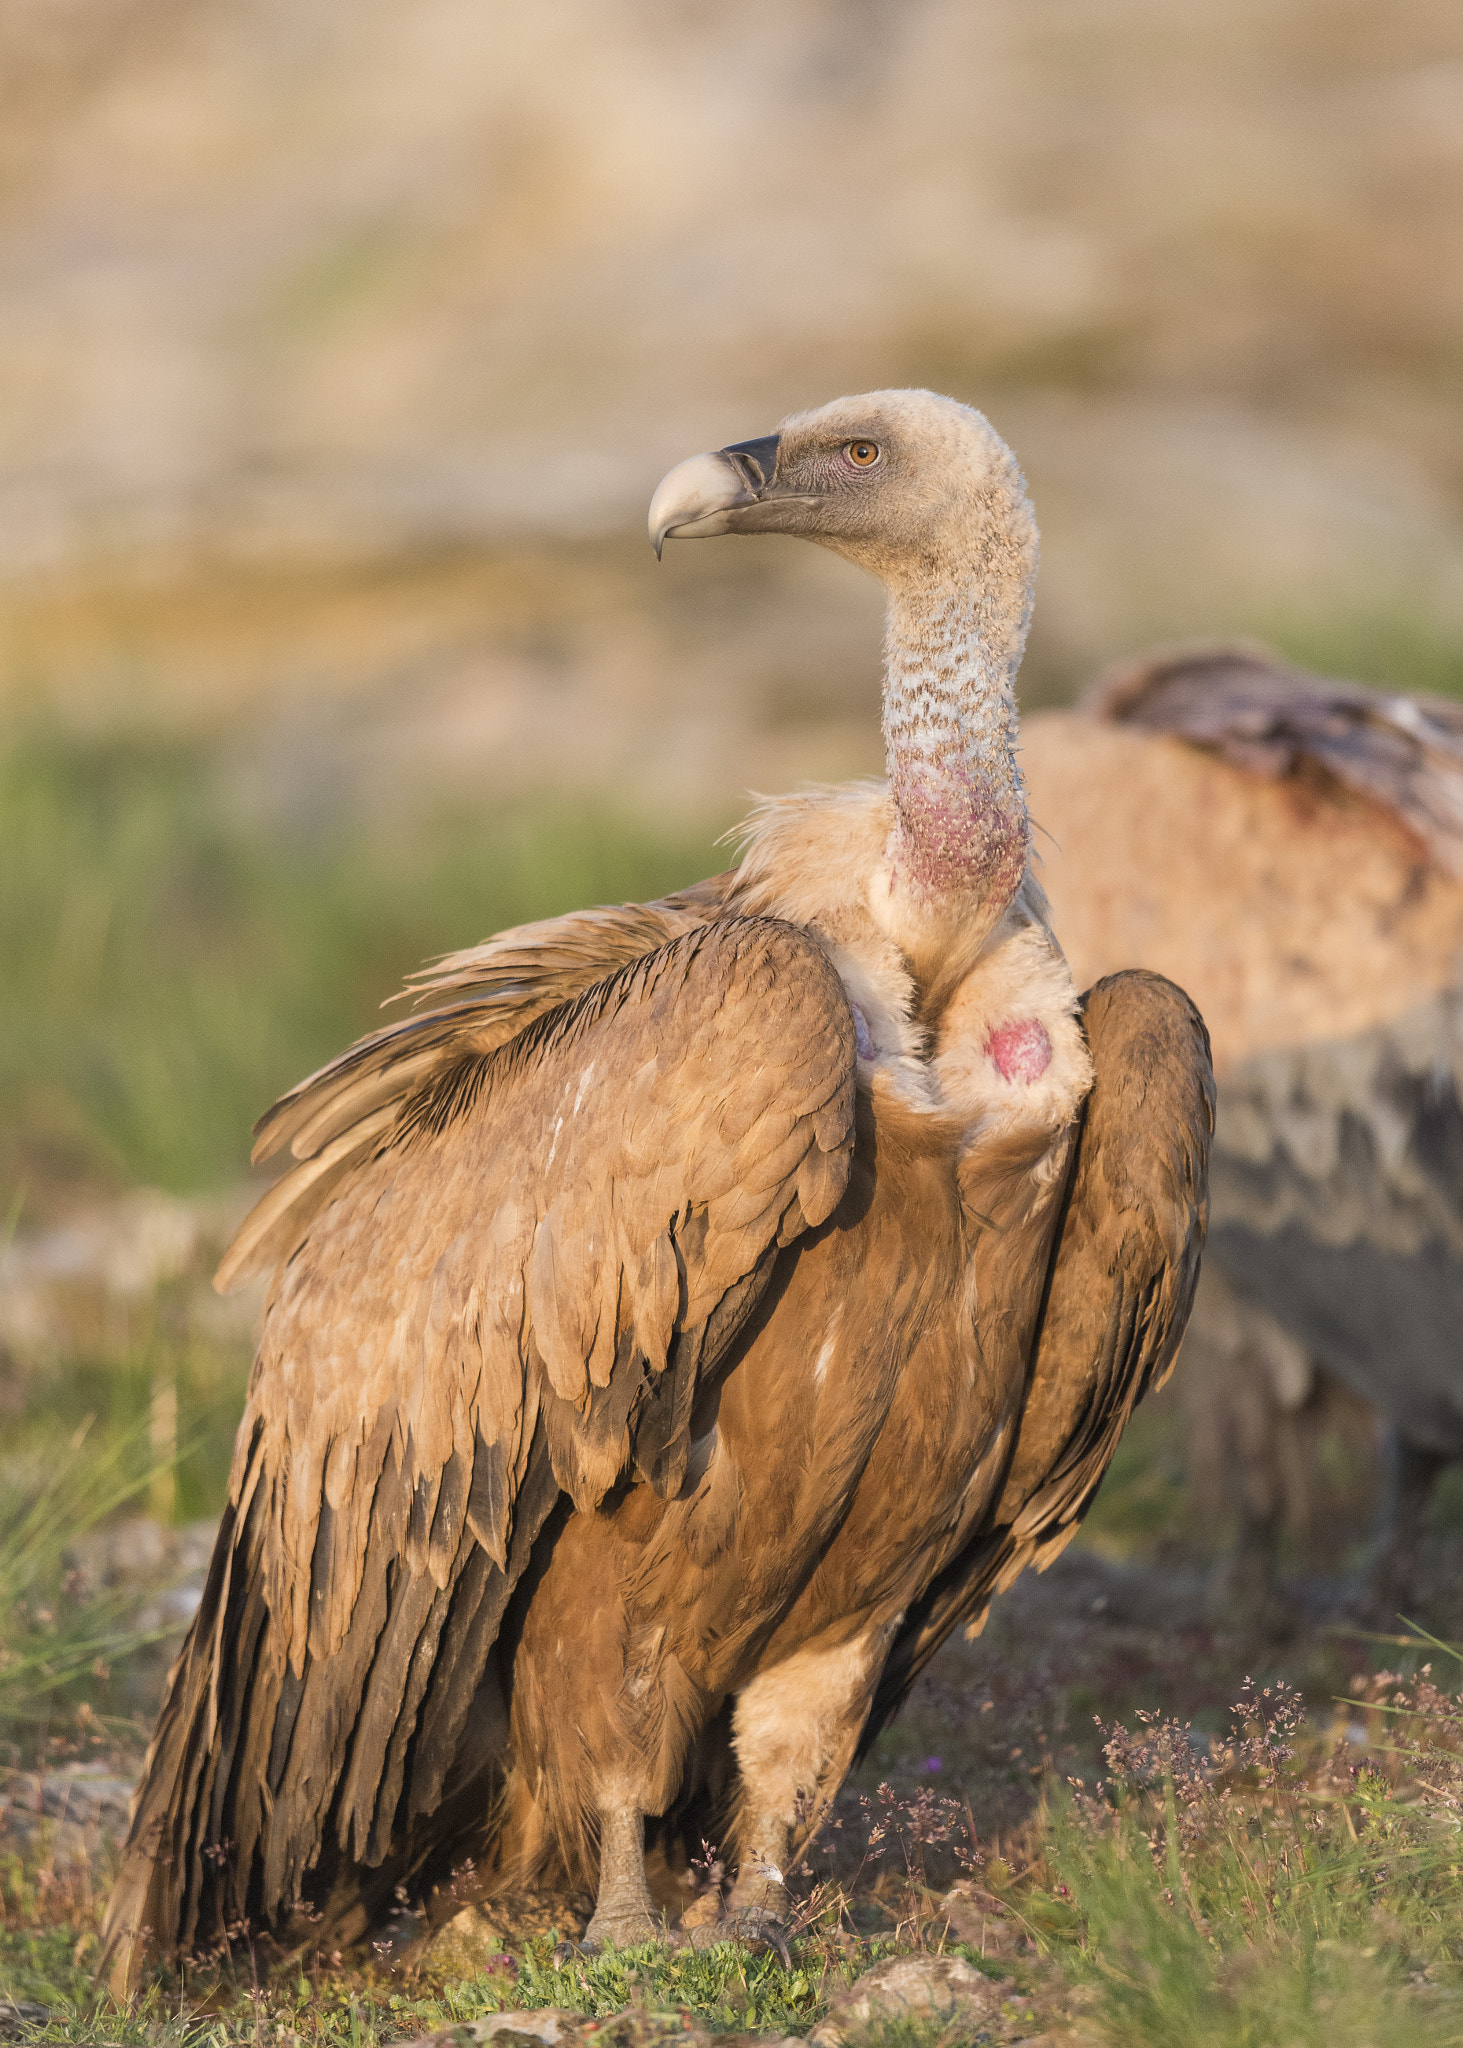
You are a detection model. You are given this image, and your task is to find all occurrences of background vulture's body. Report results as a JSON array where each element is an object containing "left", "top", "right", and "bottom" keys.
[
  {"left": 1023, "top": 648, "right": 1463, "bottom": 1600},
  {"left": 102, "top": 393, "right": 1212, "bottom": 1983}
]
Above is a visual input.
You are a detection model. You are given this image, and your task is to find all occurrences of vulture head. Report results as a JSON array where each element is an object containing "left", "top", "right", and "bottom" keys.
[
  {"left": 649, "top": 387, "right": 1037, "bottom": 594},
  {"left": 652, "top": 388, "right": 1039, "bottom": 935}
]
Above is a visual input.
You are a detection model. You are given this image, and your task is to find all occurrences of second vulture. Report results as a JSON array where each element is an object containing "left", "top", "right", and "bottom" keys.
[
  {"left": 103, "top": 390, "right": 1212, "bottom": 1983},
  {"left": 1023, "top": 648, "right": 1463, "bottom": 1609}
]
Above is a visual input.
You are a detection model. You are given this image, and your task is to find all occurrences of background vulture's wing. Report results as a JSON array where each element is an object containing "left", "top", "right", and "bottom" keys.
[
  {"left": 861, "top": 970, "right": 1213, "bottom": 1743},
  {"left": 1202, "top": 996, "right": 1463, "bottom": 1455},
  {"left": 105, "top": 910, "right": 853, "bottom": 1977},
  {"left": 1090, "top": 645, "right": 1463, "bottom": 879},
  {"left": 1076, "top": 648, "right": 1463, "bottom": 1477}
]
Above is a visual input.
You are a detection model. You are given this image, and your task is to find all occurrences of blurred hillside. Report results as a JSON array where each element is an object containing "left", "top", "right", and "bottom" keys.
[
  {"left": 4, "top": 0, "right": 1463, "bottom": 1214},
  {"left": 0, "top": 0, "right": 1460, "bottom": 810}
]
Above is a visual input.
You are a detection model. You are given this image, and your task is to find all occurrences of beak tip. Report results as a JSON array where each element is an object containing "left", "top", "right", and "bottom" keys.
[{"left": 647, "top": 446, "right": 765, "bottom": 560}]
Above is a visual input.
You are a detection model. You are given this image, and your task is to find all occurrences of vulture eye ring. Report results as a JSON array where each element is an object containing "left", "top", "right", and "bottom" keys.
[{"left": 844, "top": 441, "right": 881, "bottom": 467}]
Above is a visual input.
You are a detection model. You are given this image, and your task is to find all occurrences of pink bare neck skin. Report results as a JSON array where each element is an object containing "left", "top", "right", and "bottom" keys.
[{"left": 880, "top": 542, "right": 1034, "bottom": 919}]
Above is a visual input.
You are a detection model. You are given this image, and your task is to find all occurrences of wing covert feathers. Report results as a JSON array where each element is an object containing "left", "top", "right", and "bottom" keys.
[
  {"left": 107, "top": 913, "right": 855, "bottom": 1977},
  {"left": 219, "top": 892, "right": 732, "bottom": 1290},
  {"left": 864, "top": 969, "right": 1214, "bottom": 1740}
]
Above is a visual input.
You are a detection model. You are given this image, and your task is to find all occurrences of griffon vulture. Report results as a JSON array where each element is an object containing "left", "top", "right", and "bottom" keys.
[
  {"left": 102, "top": 391, "right": 1212, "bottom": 1985},
  {"left": 1022, "top": 647, "right": 1463, "bottom": 1606}
]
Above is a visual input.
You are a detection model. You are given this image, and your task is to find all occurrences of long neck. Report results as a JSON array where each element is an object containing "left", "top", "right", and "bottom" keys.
[{"left": 880, "top": 542, "right": 1034, "bottom": 912}]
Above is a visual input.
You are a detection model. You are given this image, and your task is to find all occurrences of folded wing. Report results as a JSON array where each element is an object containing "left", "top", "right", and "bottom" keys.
[
  {"left": 106, "top": 911, "right": 854, "bottom": 1970},
  {"left": 862, "top": 969, "right": 1213, "bottom": 1739},
  {"left": 1090, "top": 645, "right": 1463, "bottom": 878}
]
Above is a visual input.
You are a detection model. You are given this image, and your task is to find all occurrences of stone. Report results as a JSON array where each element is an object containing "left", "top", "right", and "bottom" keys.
[
  {"left": 936, "top": 1881, "right": 1027, "bottom": 1957},
  {"left": 0, "top": 2002, "right": 51, "bottom": 2039},
  {"left": 429, "top": 1904, "right": 520, "bottom": 1977},
  {"left": 442, "top": 2018, "right": 578, "bottom": 2048},
  {"left": 0, "top": 1762, "right": 139, "bottom": 1873},
  {"left": 406, "top": 2014, "right": 712, "bottom": 2048},
  {"left": 809, "top": 1952, "right": 1009, "bottom": 2044}
]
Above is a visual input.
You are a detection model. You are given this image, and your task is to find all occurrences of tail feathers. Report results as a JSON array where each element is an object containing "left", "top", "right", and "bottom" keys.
[
  {"left": 100, "top": 1481, "right": 273, "bottom": 1990},
  {"left": 101, "top": 1424, "right": 561, "bottom": 1995}
]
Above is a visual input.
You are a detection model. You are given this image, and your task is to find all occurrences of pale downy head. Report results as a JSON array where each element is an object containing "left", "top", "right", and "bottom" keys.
[
  {"left": 651, "top": 391, "right": 1039, "bottom": 932},
  {"left": 648, "top": 388, "right": 1037, "bottom": 597}
]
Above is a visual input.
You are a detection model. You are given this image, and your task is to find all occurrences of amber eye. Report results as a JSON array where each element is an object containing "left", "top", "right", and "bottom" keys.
[{"left": 844, "top": 441, "right": 880, "bottom": 467}]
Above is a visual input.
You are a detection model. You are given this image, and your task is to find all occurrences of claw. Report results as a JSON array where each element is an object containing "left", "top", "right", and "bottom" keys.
[
  {"left": 555, "top": 1915, "right": 685, "bottom": 1965},
  {"left": 675, "top": 1903, "right": 791, "bottom": 1965},
  {"left": 730, "top": 1908, "right": 792, "bottom": 1967},
  {"left": 708, "top": 1862, "right": 795, "bottom": 1965}
]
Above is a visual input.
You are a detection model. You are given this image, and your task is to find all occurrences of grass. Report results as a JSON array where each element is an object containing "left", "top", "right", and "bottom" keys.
[
  {"left": 0, "top": 722, "right": 727, "bottom": 1218},
  {"left": 8, "top": 1344, "right": 251, "bottom": 1534},
  {"left": 470, "top": 1939, "right": 830, "bottom": 2031},
  {"left": 0, "top": 1430, "right": 178, "bottom": 1760},
  {"left": 8, "top": 1666, "right": 1463, "bottom": 2044},
  {"left": 6, "top": 1621, "right": 1463, "bottom": 2043},
  {"left": 0, "top": 1927, "right": 848, "bottom": 2044},
  {"left": 1041, "top": 1670, "right": 1463, "bottom": 2044}
]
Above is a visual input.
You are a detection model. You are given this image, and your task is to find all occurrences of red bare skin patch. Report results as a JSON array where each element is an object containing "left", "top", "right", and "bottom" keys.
[{"left": 986, "top": 1017, "right": 1052, "bottom": 1084}]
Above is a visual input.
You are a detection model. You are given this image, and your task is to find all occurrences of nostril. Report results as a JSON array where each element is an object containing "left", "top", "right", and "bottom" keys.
[{"left": 721, "top": 433, "right": 781, "bottom": 491}]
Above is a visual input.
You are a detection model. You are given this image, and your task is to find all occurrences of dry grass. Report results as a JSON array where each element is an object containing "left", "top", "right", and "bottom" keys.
[{"left": 6, "top": 1642, "right": 1463, "bottom": 2043}]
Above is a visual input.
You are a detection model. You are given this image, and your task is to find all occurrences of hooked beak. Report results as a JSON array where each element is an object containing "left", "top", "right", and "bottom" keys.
[{"left": 648, "top": 433, "right": 784, "bottom": 557}]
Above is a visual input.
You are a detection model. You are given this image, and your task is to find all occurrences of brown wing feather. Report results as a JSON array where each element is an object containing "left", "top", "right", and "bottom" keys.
[
  {"left": 105, "top": 911, "right": 853, "bottom": 1980},
  {"left": 221, "top": 885, "right": 735, "bottom": 1285},
  {"left": 1205, "top": 997, "right": 1463, "bottom": 1453},
  {"left": 1089, "top": 645, "right": 1463, "bottom": 879},
  {"left": 861, "top": 970, "right": 1213, "bottom": 1744}
]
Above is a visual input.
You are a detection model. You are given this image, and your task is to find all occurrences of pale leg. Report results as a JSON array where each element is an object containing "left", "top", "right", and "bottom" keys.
[
  {"left": 722, "top": 1626, "right": 894, "bottom": 1940},
  {"left": 583, "top": 1792, "right": 661, "bottom": 1948}
]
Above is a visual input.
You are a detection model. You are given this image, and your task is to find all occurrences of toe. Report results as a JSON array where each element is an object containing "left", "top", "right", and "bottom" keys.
[
  {"left": 580, "top": 1912, "right": 665, "bottom": 1952},
  {"left": 725, "top": 1908, "right": 792, "bottom": 1965}
]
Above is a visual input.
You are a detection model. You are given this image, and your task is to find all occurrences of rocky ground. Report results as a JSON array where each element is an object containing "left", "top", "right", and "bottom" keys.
[
  {"left": 0, "top": 1505, "right": 1415, "bottom": 1911},
  {"left": 4, "top": 1191, "right": 1461, "bottom": 2044}
]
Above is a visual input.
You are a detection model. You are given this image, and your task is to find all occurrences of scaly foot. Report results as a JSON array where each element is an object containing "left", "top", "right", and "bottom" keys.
[
  {"left": 553, "top": 1905, "right": 666, "bottom": 1965},
  {"left": 560, "top": 1795, "right": 664, "bottom": 1964},
  {"left": 725, "top": 1903, "right": 792, "bottom": 1966},
  {"left": 682, "top": 1865, "right": 793, "bottom": 1964}
]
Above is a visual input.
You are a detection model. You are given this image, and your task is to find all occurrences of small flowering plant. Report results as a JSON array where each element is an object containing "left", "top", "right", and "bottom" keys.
[{"left": 1052, "top": 1652, "right": 1463, "bottom": 1981}]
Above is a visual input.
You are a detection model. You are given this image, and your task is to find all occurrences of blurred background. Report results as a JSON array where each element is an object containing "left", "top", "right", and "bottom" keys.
[{"left": 2, "top": 0, "right": 1462, "bottom": 1731}]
